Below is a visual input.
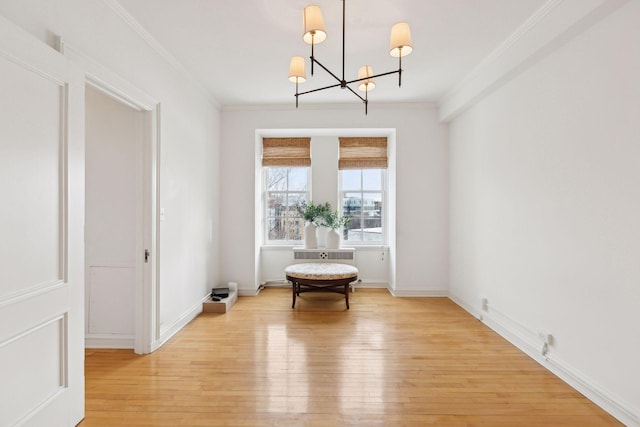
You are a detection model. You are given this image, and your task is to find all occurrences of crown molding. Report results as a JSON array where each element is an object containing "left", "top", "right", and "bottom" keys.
[
  {"left": 438, "top": 0, "right": 629, "bottom": 122},
  {"left": 101, "top": 0, "right": 220, "bottom": 109}
]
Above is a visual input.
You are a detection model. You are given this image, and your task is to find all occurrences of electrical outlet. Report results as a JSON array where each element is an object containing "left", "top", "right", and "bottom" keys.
[
  {"left": 538, "top": 331, "right": 553, "bottom": 345},
  {"left": 538, "top": 331, "right": 554, "bottom": 355},
  {"left": 480, "top": 297, "right": 488, "bottom": 311}
]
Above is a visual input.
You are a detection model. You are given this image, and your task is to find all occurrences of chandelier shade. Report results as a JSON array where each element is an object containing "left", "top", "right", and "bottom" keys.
[
  {"left": 357, "top": 65, "right": 375, "bottom": 92},
  {"left": 290, "top": 0, "right": 413, "bottom": 114},
  {"left": 389, "top": 22, "right": 413, "bottom": 58},
  {"left": 288, "top": 56, "right": 307, "bottom": 83},
  {"left": 303, "top": 5, "right": 327, "bottom": 44}
]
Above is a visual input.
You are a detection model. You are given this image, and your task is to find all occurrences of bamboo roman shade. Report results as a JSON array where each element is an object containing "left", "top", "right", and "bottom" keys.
[
  {"left": 338, "top": 137, "right": 388, "bottom": 169},
  {"left": 262, "top": 137, "right": 311, "bottom": 167}
]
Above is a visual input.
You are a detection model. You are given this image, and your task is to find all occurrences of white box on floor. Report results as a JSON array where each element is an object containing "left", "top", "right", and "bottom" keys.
[{"left": 202, "top": 290, "right": 238, "bottom": 313}]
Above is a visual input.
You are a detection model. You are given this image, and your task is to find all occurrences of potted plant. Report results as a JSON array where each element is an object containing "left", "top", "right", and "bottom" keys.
[
  {"left": 295, "top": 201, "right": 331, "bottom": 248},
  {"left": 323, "top": 209, "right": 351, "bottom": 249}
]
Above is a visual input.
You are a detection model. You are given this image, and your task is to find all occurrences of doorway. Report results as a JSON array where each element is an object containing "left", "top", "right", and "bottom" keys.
[{"left": 85, "top": 86, "right": 143, "bottom": 349}]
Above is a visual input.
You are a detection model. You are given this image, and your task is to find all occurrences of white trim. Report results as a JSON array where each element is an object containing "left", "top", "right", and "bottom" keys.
[
  {"left": 62, "top": 41, "right": 161, "bottom": 355},
  {"left": 447, "top": 293, "right": 480, "bottom": 320},
  {"left": 0, "top": 280, "right": 65, "bottom": 308},
  {"left": 152, "top": 297, "right": 203, "bottom": 351},
  {"left": 0, "top": 15, "right": 67, "bottom": 85},
  {"left": 449, "top": 292, "right": 640, "bottom": 427},
  {"left": 354, "top": 282, "right": 388, "bottom": 290},
  {"left": 389, "top": 288, "right": 448, "bottom": 297},
  {"left": 239, "top": 288, "right": 262, "bottom": 297},
  {"left": 85, "top": 335, "right": 135, "bottom": 349},
  {"left": 59, "top": 41, "right": 157, "bottom": 110},
  {"left": 100, "top": 0, "right": 219, "bottom": 108},
  {"left": 438, "top": 0, "right": 629, "bottom": 122},
  {"left": 0, "top": 314, "right": 65, "bottom": 348},
  {"left": 14, "top": 386, "right": 66, "bottom": 427}
]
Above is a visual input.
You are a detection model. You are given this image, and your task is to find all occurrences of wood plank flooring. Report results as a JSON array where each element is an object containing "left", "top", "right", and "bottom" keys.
[{"left": 79, "top": 288, "right": 622, "bottom": 426}]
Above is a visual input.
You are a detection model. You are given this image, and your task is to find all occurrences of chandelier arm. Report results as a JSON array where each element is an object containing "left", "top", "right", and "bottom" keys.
[
  {"left": 311, "top": 57, "right": 343, "bottom": 84},
  {"left": 297, "top": 82, "right": 343, "bottom": 96},
  {"left": 343, "top": 84, "right": 366, "bottom": 103},
  {"left": 344, "top": 69, "right": 401, "bottom": 86}
]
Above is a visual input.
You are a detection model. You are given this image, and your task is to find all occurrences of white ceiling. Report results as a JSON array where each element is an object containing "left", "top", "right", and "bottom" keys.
[{"left": 115, "top": 0, "right": 546, "bottom": 107}]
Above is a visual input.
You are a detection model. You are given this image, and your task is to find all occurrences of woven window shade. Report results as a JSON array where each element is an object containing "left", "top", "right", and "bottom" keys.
[
  {"left": 262, "top": 137, "right": 311, "bottom": 167},
  {"left": 339, "top": 137, "right": 388, "bottom": 169}
]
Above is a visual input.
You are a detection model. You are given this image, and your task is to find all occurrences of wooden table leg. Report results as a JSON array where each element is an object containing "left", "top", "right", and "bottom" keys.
[
  {"left": 292, "top": 280, "right": 297, "bottom": 308},
  {"left": 345, "top": 283, "right": 349, "bottom": 309}
]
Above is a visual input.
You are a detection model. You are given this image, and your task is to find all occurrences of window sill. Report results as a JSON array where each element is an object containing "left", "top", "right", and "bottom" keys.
[{"left": 261, "top": 244, "right": 389, "bottom": 251}]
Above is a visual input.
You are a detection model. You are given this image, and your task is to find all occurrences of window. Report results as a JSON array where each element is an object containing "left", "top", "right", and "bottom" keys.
[
  {"left": 339, "top": 137, "right": 387, "bottom": 244},
  {"left": 340, "top": 169, "right": 385, "bottom": 243},
  {"left": 262, "top": 137, "right": 311, "bottom": 243},
  {"left": 265, "top": 167, "right": 309, "bottom": 242}
]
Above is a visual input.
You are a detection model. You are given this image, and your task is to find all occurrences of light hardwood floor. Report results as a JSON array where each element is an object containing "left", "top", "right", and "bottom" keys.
[{"left": 79, "top": 288, "right": 621, "bottom": 426}]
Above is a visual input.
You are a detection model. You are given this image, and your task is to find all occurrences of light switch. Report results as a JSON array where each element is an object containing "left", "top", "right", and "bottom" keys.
[{"left": 160, "top": 208, "right": 165, "bottom": 221}]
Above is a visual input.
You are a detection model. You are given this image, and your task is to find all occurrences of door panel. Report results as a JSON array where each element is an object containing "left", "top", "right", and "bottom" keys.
[
  {"left": 0, "top": 15, "right": 84, "bottom": 426},
  {"left": 0, "top": 52, "right": 62, "bottom": 299}
]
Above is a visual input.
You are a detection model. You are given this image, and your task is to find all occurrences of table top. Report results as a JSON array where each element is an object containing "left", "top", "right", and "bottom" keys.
[{"left": 285, "top": 263, "right": 358, "bottom": 280}]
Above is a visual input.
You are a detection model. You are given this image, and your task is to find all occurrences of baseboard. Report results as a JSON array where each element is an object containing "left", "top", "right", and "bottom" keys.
[
  {"left": 238, "top": 288, "right": 261, "bottom": 296},
  {"left": 85, "top": 334, "right": 134, "bottom": 349},
  {"left": 262, "top": 281, "right": 389, "bottom": 290},
  {"left": 389, "top": 288, "right": 448, "bottom": 297},
  {"left": 448, "top": 293, "right": 481, "bottom": 319},
  {"left": 153, "top": 296, "right": 204, "bottom": 350},
  {"left": 449, "top": 292, "right": 640, "bottom": 427},
  {"left": 354, "top": 281, "right": 388, "bottom": 290}
]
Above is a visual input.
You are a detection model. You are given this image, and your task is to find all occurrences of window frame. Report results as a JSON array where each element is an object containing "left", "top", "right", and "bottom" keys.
[
  {"left": 339, "top": 168, "right": 387, "bottom": 245},
  {"left": 263, "top": 166, "right": 311, "bottom": 245}
]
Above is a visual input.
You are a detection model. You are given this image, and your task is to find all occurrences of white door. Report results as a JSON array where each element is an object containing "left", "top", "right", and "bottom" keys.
[{"left": 0, "top": 16, "right": 84, "bottom": 427}]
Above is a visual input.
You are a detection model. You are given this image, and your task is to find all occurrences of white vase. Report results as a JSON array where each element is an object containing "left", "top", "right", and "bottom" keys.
[
  {"left": 317, "top": 226, "right": 328, "bottom": 247},
  {"left": 304, "top": 223, "right": 318, "bottom": 249},
  {"left": 326, "top": 228, "right": 340, "bottom": 249}
]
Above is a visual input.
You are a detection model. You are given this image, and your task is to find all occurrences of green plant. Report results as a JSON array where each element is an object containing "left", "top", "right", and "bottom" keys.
[
  {"left": 295, "top": 201, "right": 332, "bottom": 226},
  {"left": 323, "top": 209, "right": 351, "bottom": 229}
]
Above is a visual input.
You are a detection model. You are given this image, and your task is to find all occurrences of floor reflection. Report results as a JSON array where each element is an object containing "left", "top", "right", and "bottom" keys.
[
  {"left": 265, "top": 324, "right": 308, "bottom": 413},
  {"left": 340, "top": 317, "right": 386, "bottom": 414}
]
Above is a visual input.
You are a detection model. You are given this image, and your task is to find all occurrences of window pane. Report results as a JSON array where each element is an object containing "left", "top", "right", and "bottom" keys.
[
  {"left": 345, "top": 226, "right": 362, "bottom": 241},
  {"left": 343, "top": 203, "right": 361, "bottom": 242},
  {"left": 362, "top": 219, "right": 383, "bottom": 242},
  {"left": 288, "top": 168, "right": 308, "bottom": 191},
  {"left": 342, "top": 192, "right": 362, "bottom": 216},
  {"left": 266, "top": 165, "right": 309, "bottom": 241},
  {"left": 363, "top": 193, "right": 382, "bottom": 217},
  {"left": 266, "top": 168, "right": 290, "bottom": 191},
  {"left": 362, "top": 169, "right": 382, "bottom": 191},
  {"left": 287, "top": 193, "right": 306, "bottom": 217},
  {"left": 267, "top": 193, "right": 286, "bottom": 217},
  {"left": 341, "top": 170, "right": 360, "bottom": 190},
  {"left": 286, "top": 218, "right": 304, "bottom": 241},
  {"left": 267, "top": 218, "right": 286, "bottom": 240}
]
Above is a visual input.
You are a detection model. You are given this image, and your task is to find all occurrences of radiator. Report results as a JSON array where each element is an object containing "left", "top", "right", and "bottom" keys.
[{"left": 292, "top": 248, "right": 356, "bottom": 265}]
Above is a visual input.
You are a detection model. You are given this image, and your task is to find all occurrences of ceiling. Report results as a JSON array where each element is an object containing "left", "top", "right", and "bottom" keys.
[{"left": 115, "top": 0, "right": 546, "bottom": 107}]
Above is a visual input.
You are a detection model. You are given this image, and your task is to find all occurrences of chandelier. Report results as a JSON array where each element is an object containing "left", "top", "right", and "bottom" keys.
[{"left": 288, "top": 0, "right": 413, "bottom": 114}]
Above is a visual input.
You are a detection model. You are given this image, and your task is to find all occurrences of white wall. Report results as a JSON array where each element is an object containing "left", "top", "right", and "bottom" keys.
[
  {"left": 449, "top": 1, "right": 640, "bottom": 421},
  {"left": 221, "top": 105, "right": 449, "bottom": 296},
  {"left": 0, "top": 0, "right": 221, "bottom": 343}
]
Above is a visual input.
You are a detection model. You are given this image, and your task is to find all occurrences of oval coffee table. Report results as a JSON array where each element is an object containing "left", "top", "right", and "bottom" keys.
[{"left": 285, "top": 263, "right": 358, "bottom": 309}]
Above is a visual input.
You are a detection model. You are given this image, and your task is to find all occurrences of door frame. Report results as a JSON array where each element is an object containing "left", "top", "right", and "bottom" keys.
[{"left": 60, "top": 40, "right": 161, "bottom": 354}]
